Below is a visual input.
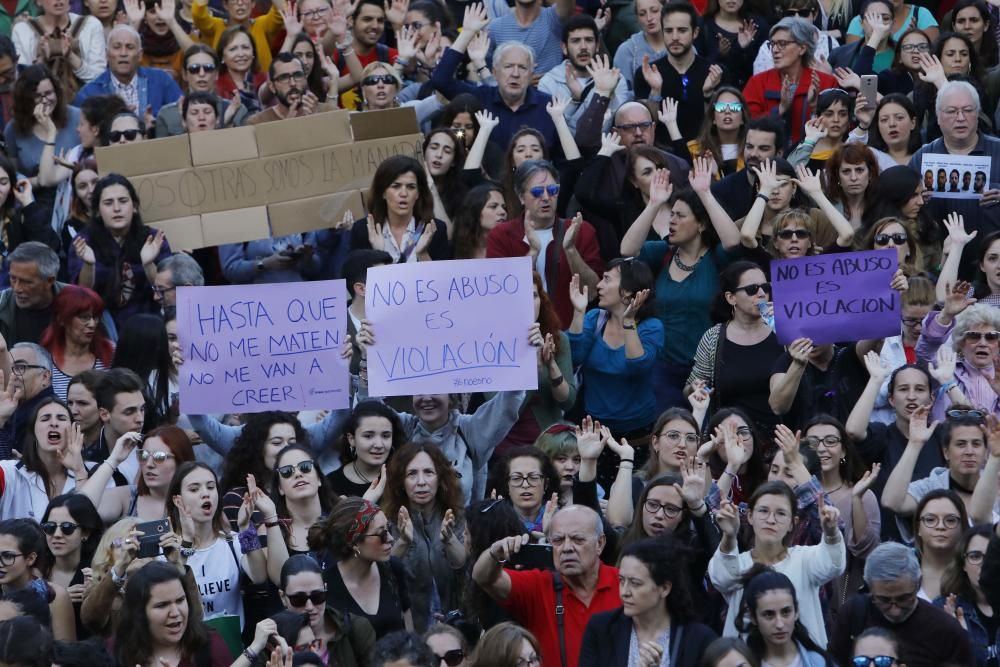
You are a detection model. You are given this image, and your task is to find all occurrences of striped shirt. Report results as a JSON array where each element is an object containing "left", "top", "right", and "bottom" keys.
[
  {"left": 52, "top": 358, "right": 107, "bottom": 401},
  {"left": 487, "top": 5, "right": 564, "bottom": 74}
]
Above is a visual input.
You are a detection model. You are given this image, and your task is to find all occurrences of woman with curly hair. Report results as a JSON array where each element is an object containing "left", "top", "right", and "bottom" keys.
[
  {"left": 825, "top": 143, "right": 881, "bottom": 230},
  {"left": 40, "top": 285, "right": 114, "bottom": 400},
  {"left": 381, "top": 442, "right": 465, "bottom": 633}
]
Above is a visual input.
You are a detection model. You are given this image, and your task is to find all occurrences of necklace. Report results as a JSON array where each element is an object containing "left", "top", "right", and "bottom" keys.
[
  {"left": 824, "top": 482, "right": 845, "bottom": 494},
  {"left": 673, "top": 249, "right": 704, "bottom": 272},
  {"left": 352, "top": 461, "right": 371, "bottom": 484}
]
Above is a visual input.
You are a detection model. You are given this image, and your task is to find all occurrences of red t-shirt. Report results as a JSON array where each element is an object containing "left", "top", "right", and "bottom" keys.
[{"left": 500, "top": 564, "right": 621, "bottom": 667}]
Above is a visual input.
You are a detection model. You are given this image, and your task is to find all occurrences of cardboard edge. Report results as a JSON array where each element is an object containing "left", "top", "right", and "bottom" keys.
[
  {"left": 190, "top": 126, "right": 260, "bottom": 166},
  {"left": 254, "top": 110, "right": 353, "bottom": 157},
  {"left": 149, "top": 216, "right": 204, "bottom": 251},
  {"left": 267, "top": 190, "right": 365, "bottom": 236},
  {"left": 349, "top": 107, "right": 419, "bottom": 141},
  {"left": 201, "top": 206, "right": 271, "bottom": 246},
  {"left": 95, "top": 135, "right": 193, "bottom": 177}
]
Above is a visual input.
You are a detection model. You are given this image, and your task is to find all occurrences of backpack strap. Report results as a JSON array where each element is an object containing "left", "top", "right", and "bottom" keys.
[
  {"left": 69, "top": 16, "right": 85, "bottom": 38},
  {"left": 552, "top": 571, "right": 568, "bottom": 667},
  {"left": 26, "top": 17, "right": 44, "bottom": 36}
]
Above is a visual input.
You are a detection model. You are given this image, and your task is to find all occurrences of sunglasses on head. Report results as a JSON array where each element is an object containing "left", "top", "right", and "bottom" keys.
[
  {"left": 947, "top": 407, "right": 986, "bottom": 419},
  {"left": 109, "top": 129, "right": 141, "bottom": 142},
  {"left": 714, "top": 102, "right": 742, "bottom": 113},
  {"left": 874, "top": 232, "right": 907, "bottom": 245},
  {"left": 776, "top": 229, "right": 810, "bottom": 240},
  {"left": 435, "top": 649, "right": 466, "bottom": 666},
  {"left": 40, "top": 521, "right": 79, "bottom": 536},
  {"left": 362, "top": 74, "right": 396, "bottom": 86},
  {"left": 285, "top": 589, "right": 326, "bottom": 607},
  {"left": 736, "top": 282, "right": 771, "bottom": 296},
  {"left": 277, "top": 460, "right": 315, "bottom": 478},
  {"left": 964, "top": 330, "right": 1000, "bottom": 342},
  {"left": 852, "top": 658, "right": 896, "bottom": 667},
  {"left": 529, "top": 184, "right": 560, "bottom": 198},
  {"left": 186, "top": 63, "right": 217, "bottom": 74}
]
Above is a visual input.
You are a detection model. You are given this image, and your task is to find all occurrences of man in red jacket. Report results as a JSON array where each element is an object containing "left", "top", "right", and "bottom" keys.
[{"left": 486, "top": 160, "right": 603, "bottom": 328}]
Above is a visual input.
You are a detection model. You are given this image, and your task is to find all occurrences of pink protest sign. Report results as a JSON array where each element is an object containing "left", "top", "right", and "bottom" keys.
[
  {"left": 176, "top": 280, "right": 350, "bottom": 414},
  {"left": 364, "top": 257, "right": 539, "bottom": 397}
]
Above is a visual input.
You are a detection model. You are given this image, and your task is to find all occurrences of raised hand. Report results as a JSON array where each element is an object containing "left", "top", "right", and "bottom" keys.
[
  {"left": 854, "top": 94, "right": 876, "bottom": 129},
  {"left": 639, "top": 54, "right": 662, "bottom": 94},
  {"left": 461, "top": 2, "right": 489, "bottom": 34},
  {"left": 109, "top": 431, "right": 142, "bottom": 467},
  {"left": 702, "top": 64, "right": 722, "bottom": 94},
  {"left": 562, "top": 213, "right": 582, "bottom": 251},
  {"left": 33, "top": 102, "right": 56, "bottom": 138},
  {"left": 540, "top": 333, "right": 556, "bottom": 365},
  {"left": 675, "top": 458, "right": 708, "bottom": 508},
  {"left": 716, "top": 500, "right": 739, "bottom": 536},
  {"left": 773, "top": 424, "right": 802, "bottom": 467},
  {"left": 908, "top": 405, "right": 936, "bottom": 445},
  {"left": 852, "top": 462, "right": 881, "bottom": 497},
  {"left": 648, "top": 168, "right": 672, "bottom": 206},
  {"left": 985, "top": 414, "right": 1000, "bottom": 459},
  {"left": 140, "top": 229, "right": 166, "bottom": 266},
  {"left": 788, "top": 337, "right": 814, "bottom": 366},
  {"left": 944, "top": 594, "right": 969, "bottom": 631},
  {"left": 55, "top": 422, "right": 85, "bottom": 473},
  {"left": 689, "top": 156, "right": 714, "bottom": 194},
  {"left": 792, "top": 164, "right": 823, "bottom": 198},
  {"left": 864, "top": 10, "right": 891, "bottom": 43},
  {"left": 658, "top": 97, "right": 678, "bottom": 129},
  {"left": 778, "top": 74, "right": 797, "bottom": 114},
  {"left": 622, "top": 289, "right": 650, "bottom": 323},
  {"left": 397, "top": 506, "right": 414, "bottom": 544},
  {"left": 944, "top": 212, "right": 977, "bottom": 247},
  {"left": 687, "top": 379, "right": 712, "bottom": 413},
  {"left": 569, "top": 273, "right": 589, "bottom": 313},
  {"left": 468, "top": 31, "right": 490, "bottom": 66},
  {"left": 564, "top": 62, "right": 584, "bottom": 101},
  {"left": 575, "top": 415, "right": 606, "bottom": 460},
  {"left": 440, "top": 508, "right": 457, "bottom": 543},
  {"left": 366, "top": 214, "right": 386, "bottom": 251},
  {"left": 833, "top": 66, "right": 861, "bottom": 90},
  {"left": 122, "top": 0, "right": 144, "bottom": 26},
  {"left": 598, "top": 131, "right": 624, "bottom": 157},
  {"left": 736, "top": 19, "right": 757, "bottom": 48},
  {"left": 751, "top": 159, "right": 782, "bottom": 199},
  {"left": 414, "top": 222, "right": 435, "bottom": 258},
  {"left": 718, "top": 421, "right": 749, "bottom": 468},
  {"left": 384, "top": 0, "right": 408, "bottom": 29},
  {"left": 474, "top": 109, "right": 499, "bottom": 134},
  {"left": 547, "top": 95, "right": 570, "bottom": 120},
  {"left": 803, "top": 117, "right": 827, "bottom": 144},
  {"left": 586, "top": 53, "right": 620, "bottom": 96},
  {"left": 155, "top": 0, "right": 177, "bottom": 24},
  {"left": 280, "top": 0, "right": 303, "bottom": 36},
  {"left": 930, "top": 345, "right": 958, "bottom": 385},
  {"left": 943, "top": 280, "right": 976, "bottom": 318},
  {"left": 395, "top": 24, "right": 418, "bottom": 61},
  {"left": 819, "top": 497, "right": 841, "bottom": 536},
  {"left": 862, "top": 350, "right": 889, "bottom": 384},
  {"left": 488, "top": 533, "right": 529, "bottom": 562},
  {"left": 917, "top": 53, "right": 946, "bottom": 87},
  {"left": 540, "top": 492, "right": 559, "bottom": 533},
  {"left": 362, "top": 464, "right": 387, "bottom": 503}
]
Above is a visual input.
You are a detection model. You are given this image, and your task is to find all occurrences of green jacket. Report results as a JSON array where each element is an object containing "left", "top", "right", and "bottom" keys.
[
  {"left": 324, "top": 605, "right": 375, "bottom": 667},
  {"left": 0, "top": 0, "right": 38, "bottom": 38}
]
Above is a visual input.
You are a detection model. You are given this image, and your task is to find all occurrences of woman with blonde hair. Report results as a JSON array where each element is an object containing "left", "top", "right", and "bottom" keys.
[{"left": 472, "top": 622, "right": 542, "bottom": 667}]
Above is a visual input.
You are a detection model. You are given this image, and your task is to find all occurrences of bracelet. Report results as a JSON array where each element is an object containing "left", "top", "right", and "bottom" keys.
[
  {"left": 755, "top": 193, "right": 770, "bottom": 204},
  {"left": 395, "top": 56, "right": 409, "bottom": 67},
  {"left": 622, "top": 321, "right": 636, "bottom": 330},
  {"left": 181, "top": 540, "right": 193, "bottom": 549},
  {"left": 721, "top": 469, "right": 737, "bottom": 479},
  {"left": 619, "top": 458, "right": 634, "bottom": 465},
  {"left": 341, "top": 48, "right": 355, "bottom": 58},
  {"left": 102, "top": 460, "right": 117, "bottom": 472},
  {"left": 477, "top": 65, "right": 489, "bottom": 73},
  {"left": 43, "top": 141, "right": 55, "bottom": 146},
  {"left": 238, "top": 526, "right": 262, "bottom": 553},
  {"left": 550, "top": 375, "right": 565, "bottom": 387},
  {"left": 243, "top": 647, "right": 258, "bottom": 662}
]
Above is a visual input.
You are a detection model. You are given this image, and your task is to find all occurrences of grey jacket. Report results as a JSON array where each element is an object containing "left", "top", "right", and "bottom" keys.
[{"left": 0, "top": 281, "right": 118, "bottom": 345}]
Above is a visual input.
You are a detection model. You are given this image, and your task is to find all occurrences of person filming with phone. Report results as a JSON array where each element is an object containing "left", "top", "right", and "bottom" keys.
[{"left": 471, "top": 504, "right": 621, "bottom": 667}]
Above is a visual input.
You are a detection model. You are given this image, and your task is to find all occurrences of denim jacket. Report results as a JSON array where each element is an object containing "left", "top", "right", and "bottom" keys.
[{"left": 932, "top": 594, "right": 998, "bottom": 667}]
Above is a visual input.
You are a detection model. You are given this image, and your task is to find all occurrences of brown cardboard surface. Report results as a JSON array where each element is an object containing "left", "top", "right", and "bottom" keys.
[
  {"left": 190, "top": 126, "right": 259, "bottom": 166},
  {"left": 268, "top": 189, "right": 365, "bottom": 236},
  {"left": 131, "top": 168, "right": 202, "bottom": 221},
  {"left": 96, "top": 135, "right": 192, "bottom": 177},
  {"left": 254, "top": 109, "right": 352, "bottom": 156},
  {"left": 349, "top": 107, "right": 418, "bottom": 140},
  {"left": 148, "top": 215, "right": 204, "bottom": 250},
  {"left": 201, "top": 206, "right": 270, "bottom": 246}
]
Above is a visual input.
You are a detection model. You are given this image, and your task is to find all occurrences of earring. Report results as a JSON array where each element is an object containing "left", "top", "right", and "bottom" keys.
[
  {"left": 353, "top": 547, "right": 361, "bottom": 558},
  {"left": 349, "top": 445, "right": 356, "bottom": 456}
]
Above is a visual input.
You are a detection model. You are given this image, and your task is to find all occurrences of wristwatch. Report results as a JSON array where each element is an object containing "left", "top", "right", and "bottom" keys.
[{"left": 256, "top": 258, "right": 265, "bottom": 272}]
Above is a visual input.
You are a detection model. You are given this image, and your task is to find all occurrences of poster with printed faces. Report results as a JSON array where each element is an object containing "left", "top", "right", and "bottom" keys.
[{"left": 920, "top": 153, "right": 992, "bottom": 198}]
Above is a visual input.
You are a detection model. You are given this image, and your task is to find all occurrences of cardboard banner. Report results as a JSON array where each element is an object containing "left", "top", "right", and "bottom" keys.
[
  {"left": 770, "top": 249, "right": 900, "bottom": 345},
  {"left": 95, "top": 108, "right": 420, "bottom": 250},
  {"left": 364, "top": 257, "right": 539, "bottom": 397},
  {"left": 176, "top": 280, "right": 350, "bottom": 414}
]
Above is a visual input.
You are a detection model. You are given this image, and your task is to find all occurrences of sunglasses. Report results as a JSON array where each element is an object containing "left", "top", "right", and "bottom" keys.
[
  {"left": 874, "top": 232, "right": 907, "bottom": 245},
  {"left": 139, "top": 450, "right": 175, "bottom": 464},
  {"left": 528, "top": 184, "right": 560, "bottom": 199},
  {"left": 776, "top": 229, "right": 810, "bottom": 240},
  {"left": 947, "top": 407, "right": 986, "bottom": 419},
  {"left": 277, "top": 460, "right": 316, "bottom": 478},
  {"left": 41, "top": 521, "right": 79, "bottom": 536},
  {"left": 185, "top": 63, "right": 217, "bottom": 74},
  {"left": 362, "top": 75, "right": 396, "bottom": 86},
  {"left": 285, "top": 589, "right": 326, "bottom": 607},
  {"left": 852, "top": 657, "right": 896, "bottom": 667},
  {"left": 109, "top": 129, "right": 141, "bottom": 142},
  {"left": 736, "top": 282, "right": 771, "bottom": 296},
  {"left": 963, "top": 331, "right": 1000, "bottom": 342},
  {"left": 614, "top": 120, "right": 654, "bottom": 132},
  {"left": 783, "top": 7, "right": 812, "bottom": 15},
  {"left": 714, "top": 102, "right": 743, "bottom": 113},
  {"left": 434, "top": 649, "right": 466, "bottom": 666}
]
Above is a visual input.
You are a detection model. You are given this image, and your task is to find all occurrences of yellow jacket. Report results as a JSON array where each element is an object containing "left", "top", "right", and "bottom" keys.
[{"left": 192, "top": 2, "right": 283, "bottom": 71}]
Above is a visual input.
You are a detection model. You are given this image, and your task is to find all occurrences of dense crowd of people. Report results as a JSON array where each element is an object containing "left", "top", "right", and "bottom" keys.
[{"left": 0, "top": 0, "right": 996, "bottom": 664}]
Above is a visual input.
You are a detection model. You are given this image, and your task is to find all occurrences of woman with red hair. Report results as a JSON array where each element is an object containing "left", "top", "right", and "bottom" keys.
[{"left": 40, "top": 285, "right": 114, "bottom": 401}]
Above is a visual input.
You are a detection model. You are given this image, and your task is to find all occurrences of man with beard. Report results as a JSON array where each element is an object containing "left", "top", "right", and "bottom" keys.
[
  {"left": 74, "top": 25, "right": 181, "bottom": 115},
  {"left": 710, "top": 116, "right": 785, "bottom": 221},
  {"left": 538, "top": 15, "right": 627, "bottom": 134},
  {"left": 247, "top": 52, "right": 336, "bottom": 124},
  {"left": 633, "top": 2, "right": 722, "bottom": 142}
]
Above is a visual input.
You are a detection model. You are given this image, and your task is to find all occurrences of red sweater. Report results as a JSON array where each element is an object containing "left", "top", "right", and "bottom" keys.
[{"left": 743, "top": 67, "right": 838, "bottom": 145}]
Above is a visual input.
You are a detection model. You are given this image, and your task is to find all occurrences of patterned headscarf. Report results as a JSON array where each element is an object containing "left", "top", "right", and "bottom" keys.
[{"left": 345, "top": 499, "right": 380, "bottom": 546}]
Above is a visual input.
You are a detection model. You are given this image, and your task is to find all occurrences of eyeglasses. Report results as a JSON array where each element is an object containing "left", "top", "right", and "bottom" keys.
[
  {"left": 874, "top": 232, "right": 907, "bottom": 246},
  {"left": 941, "top": 106, "right": 977, "bottom": 118},
  {"left": 714, "top": 102, "right": 743, "bottom": 113},
  {"left": 852, "top": 657, "right": 897, "bottom": 667},
  {"left": 783, "top": 8, "right": 812, "bottom": 16},
  {"left": 753, "top": 506, "right": 791, "bottom": 522},
  {"left": 272, "top": 71, "right": 306, "bottom": 84},
  {"left": 528, "top": 184, "right": 560, "bottom": 199},
  {"left": 966, "top": 549, "right": 985, "bottom": 564},
  {"left": 614, "top": 120, "right": 654, "bottom": 133},
  {"left": 364, "top": 527, "right": 393, "bottom": 543},
  {"left": 508, "top": 472, "right": 544, "bottom": 487},
  {"left": 185, "top": 63, "right": 218, "bottom": 74},
  {"left": 300, "top": 7, "right": 329, "bottom": 18},
  {"left": 770, "top": 39, "right": 799, "bottom": 51},
  {"left": 362, "top": 75, "right": 396, "bottom": 86},
  {"left": 736, "top": 282, "right": 772, "bottom": 297},
  {"left": 74, "top": 313, "right": 97, "bottom": 324},
  {"left": 919, "top": 513, "right": 961, "bottom": 529},
  {"left": 735, "top": 426, "right": 752, "bottom": 439},
  {"left": 899, "top": 42, "right": 930, "bottom": 52},
  {"left": 947, "top": 407, "right": 986, "bottom": 419},
  {"left": 516, "top": 657, "right": 541, "bottom": 667},
  {"left": 139, "top": 450, "right": 175, "bottom": 464},
  {"left": 109, "top": 129, "right": 142, "bottom": 142},
  {"left": 0, "top": 551, "right": 23, "bottom": 567},
  {"left": 901, "top": 317, "right": 923, "bottom": 326},
  {"left": 963, "top": 331, "right": 1000, "bottom": 343},
  {"left": 643, "top": 499, "right": 683, "bottom": 518},
  {"left": 277, "top": 460, "right": 316, "bottom": 478},
  {"left": 871, "top": 590, "right": 917, "bottom": 609},
  {"left": 11, "top": 363, "right": 45, "bottom": 376},
  {"left": 41, "top": 521, "right": 79, "bottom": 536},
  {"left": 776, "top": 229, "right": 810, "bottom": 240},
  {"left": 286, "top": 589, "right": 326, "bottom": 607},
  {"left": 294, "top": 638, "right": 324, "bottom": 653},
  {"left": 34, "top": 89, "right": 55, "bottom": 102},
  {"left": 434, "top": 649, "right": 466, "bottom": 667},
  {"left": 804, "top": 434, "right": 842, "bottom": 449},
  {"left": 658, "top": 430, "right": 698, "bottom": 445}
]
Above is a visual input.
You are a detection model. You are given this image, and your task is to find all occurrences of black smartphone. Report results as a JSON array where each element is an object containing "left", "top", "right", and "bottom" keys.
[
  {"left": 509, "top": 544, "right": 554, "bottom": 571},
  {"left": 135, "top": 519, "right": 170, "bottom": 558}
]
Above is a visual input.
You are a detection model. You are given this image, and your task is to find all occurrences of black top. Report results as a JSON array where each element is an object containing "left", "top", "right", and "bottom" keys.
[
  {"left": 579, "top": 609, "right": 717, "bottom": 667},
  {"left": 323, "top": 557, "right": 410, "bottom": 639},
  {"left": 717, "top": 330, "right": 784, "bottom": 433},
  {"left": 769, "top": 343, "right": 867, "bottom": 429},
  {"left": 632, "top": 54, "right": 713, "bottom": 141},
  {"left": 13, "top": 305, "right": 53, "bottom": 346},
  {"left": 325, "top": 468, "right": 372, "bottom": 499}
]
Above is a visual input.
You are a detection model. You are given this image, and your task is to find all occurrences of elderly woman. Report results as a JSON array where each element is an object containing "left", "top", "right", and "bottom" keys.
[
  {"left": 358, "top": 61, "right": 443, "bottom": 127},
  {"left": 39, "top": 286, "right": 114, "bottom": 400},
  {"left": 743, "top": 17, "right": 839, "bottom": 145},
  {"left": 915, "top": 287, "right": 1000, "bottom": 420}
]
